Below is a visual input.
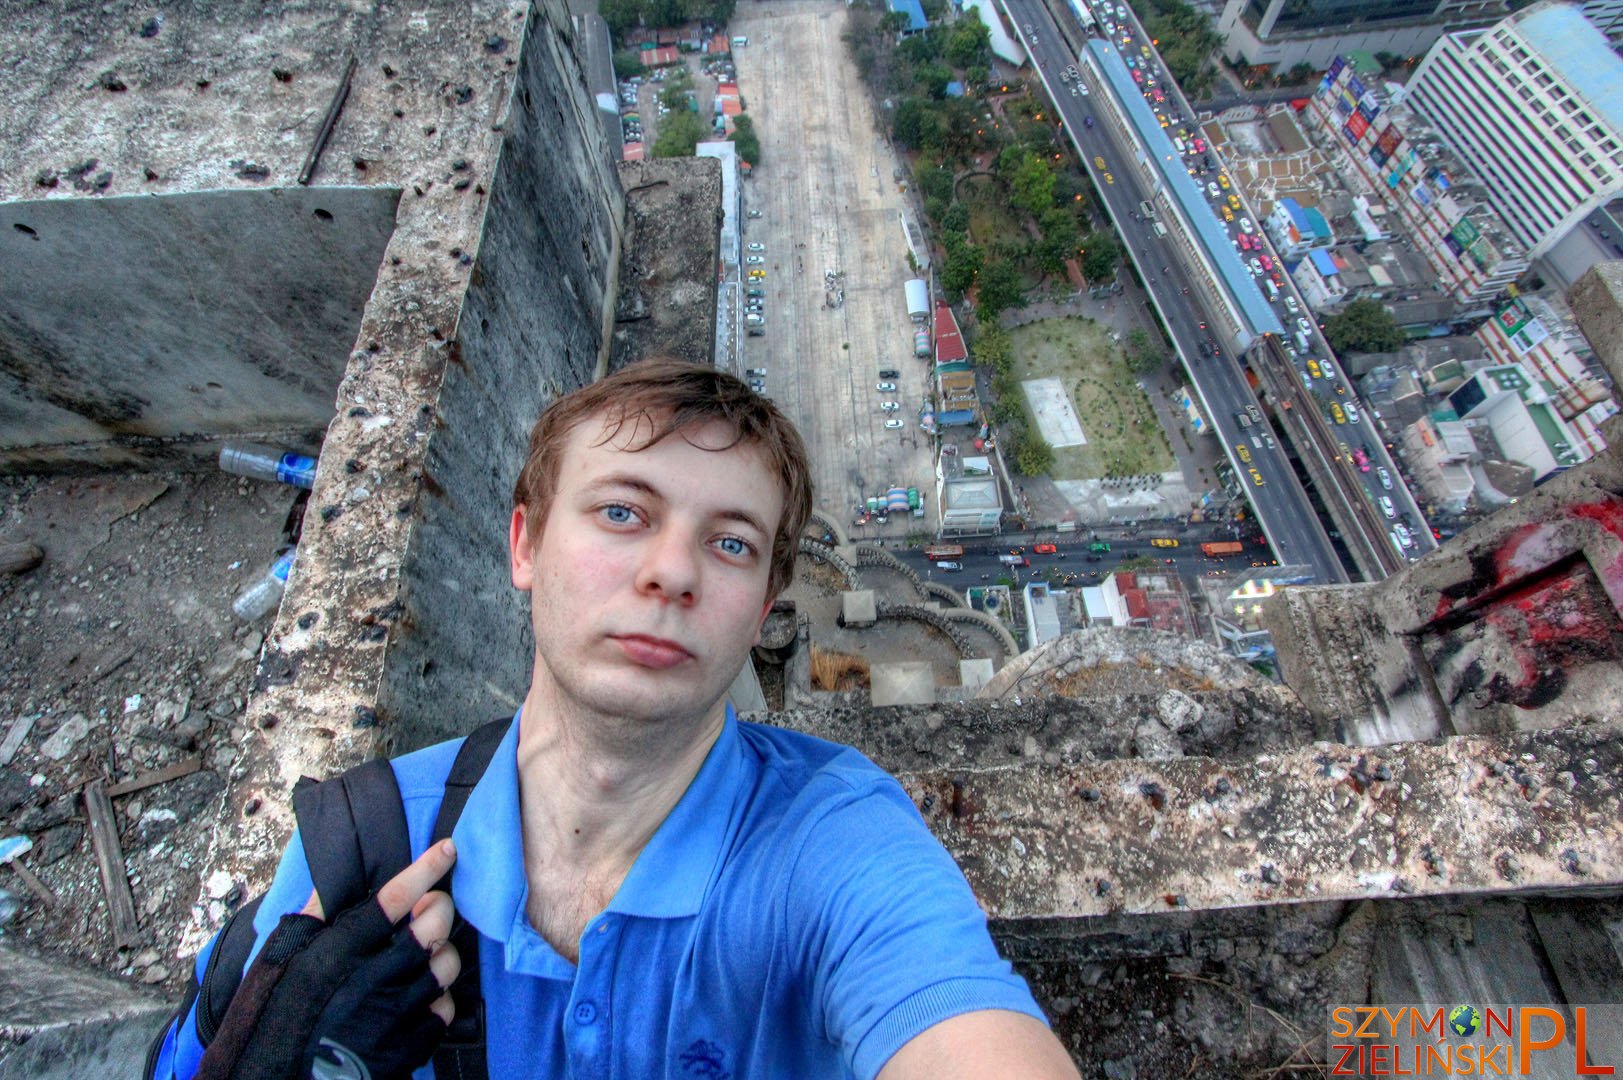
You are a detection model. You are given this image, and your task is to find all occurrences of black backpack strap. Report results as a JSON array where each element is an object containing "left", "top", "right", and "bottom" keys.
[
  {"left": 430, "top": 716, "right": 512, "bottom": 1080},
  {"left": 292, "top": 757, "right": 413, "bottom": 915}
]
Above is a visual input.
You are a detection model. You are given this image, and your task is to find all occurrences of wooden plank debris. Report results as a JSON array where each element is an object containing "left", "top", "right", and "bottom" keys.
[
  {"left": 105, "top": 757, "right": 202, "bottom": 799},
  {"left": 83, "top": 780, "right": 141, "bottom": 949}
]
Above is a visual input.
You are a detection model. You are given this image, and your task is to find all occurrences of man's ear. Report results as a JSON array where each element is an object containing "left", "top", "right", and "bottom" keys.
[
  {"left": 510, "top": 506, "right": 536, "bottom": 590},
  {"left": 753, "top": 596, "right": 773, "bottom": 646}
]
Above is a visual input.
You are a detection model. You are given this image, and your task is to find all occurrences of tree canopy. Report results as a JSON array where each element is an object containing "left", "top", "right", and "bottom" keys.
[
  {"left": 652, "top": 111, "right": 707, "bottom": 158},
  {"left": 975, "top": 259, "right": 1024, "bottom": 320},
  {"left": 1080, "top": 230, "right": 1121, "bottom": 281},
  {"left": 1322, "top": 299, "right": 1405, "bottom": 353}
]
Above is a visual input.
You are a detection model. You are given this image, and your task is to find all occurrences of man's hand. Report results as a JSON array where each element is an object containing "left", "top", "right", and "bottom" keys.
[{"left": 195, "top": 839, "right": 461, "bottom": 1080}]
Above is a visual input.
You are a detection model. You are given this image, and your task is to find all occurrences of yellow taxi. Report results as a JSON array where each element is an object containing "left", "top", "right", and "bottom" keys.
[
  {"left": 1248, "top": 467, "right": 1266, "bottom": 486},
  {"left": 1228, "top": 194, "right": 1240, "bottom": 209},
  {"left": 1104, "top": 172, "right": 1115, "bottom": 184},
  {"left": 1235, "top": 442, "right": 1252, "bottom": 464},
  {"left": 1094, "top": 155, "right": 1107, "bottom": 170},
  {"left": 1330, "top": 402, "right": 1347, "bottom": 424},
  {"left": 1306, "top": 358, "right": 1322, "bottom": 378},
  {"left": 1218, "top": 174, "right": 1230, "bottom": 189},
  {"left": 1222, "top": 206, "right": 1234, "bottom": 222},
  {"left": 1150, "top": 538, "right": 1179, "bottom": 548}
]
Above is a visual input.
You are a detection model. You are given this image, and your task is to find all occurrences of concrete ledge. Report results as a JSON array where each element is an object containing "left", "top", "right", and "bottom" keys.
[
  {"left": 897, "top": 726, "right": 1621, "bottom": 919},
  {"left": 0, "top": 943, "right": 165, "bottom": 1040}
]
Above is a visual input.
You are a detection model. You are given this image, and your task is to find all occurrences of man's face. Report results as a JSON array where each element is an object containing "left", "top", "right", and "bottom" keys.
[{"left": 510, "top": 415, "right": 783, "bottom": 729}]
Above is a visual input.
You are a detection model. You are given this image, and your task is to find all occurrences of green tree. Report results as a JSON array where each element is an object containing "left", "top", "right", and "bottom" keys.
[
  {"left": 916, "top": 161, "right": 955, "bottom": 203},
  {"left": 1010, "top": 153, "right": 1056, "bottom": 216},
  {"left": 601, "top": 0, "right": 643, "bottom": 39},
  {"left": 941, "top": 233, "right": 983, "bottom": 297},
  {"left": 975, "top": 259, "right": 1024, "bottom": 320},
  {"left": 883, "top": 10, "right": 915, "bottom": 37},
  {"left": 1034, "top": 209, "right": 1081, "bottom": 274},
  {"left": 1012, "top": 427, "right": 1055, "bottom": 475},
  {"left": 996, "top": 145, "right": 1028, "bottom": 179},
  {"left": 945, "top": 20, "right": 990, "bottom": 68},
  {"left": 974, "top": 324, "right": 1013, "bottom": 374},
  {"left": 1080, "top": 230, "right": 1120, "bottom": 281},
  {"left": 941, "top": 201, "right": 970, "bottom": 234},
  {"left": 1323, "top": 299, "right": 1405, "bottom": 353},
  {"left": 651, "top": 110, "right": 706, "bottom": 157},
  {"left": 894, "top": 98, "right": 943, "bottom": 151},
  {"left": 965, "top": 64, "right": 989, "bottom": 91},
  {"left": 1125, "top": 327, "right": 1165, "bottom": 373},
  {"left": 730, "top": 114, "right": 761, "bottom": 166},
  {"left": 612, "top": 50, "right": 648, "bottom": 80}
]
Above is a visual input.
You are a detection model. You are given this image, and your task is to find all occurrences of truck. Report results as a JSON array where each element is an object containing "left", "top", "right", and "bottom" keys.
[
  {"left": 1200, "top": 541, "right": 1244, "bottom": 557},
  {"left": 1067, "top": 0, "right": 1097, "bottom": 33},
  {"left": 999, "top": 554, "right": 1030, "bottom": 567},
  {"left": 924, "top": 544, "right": 965, "bottom": 561}
]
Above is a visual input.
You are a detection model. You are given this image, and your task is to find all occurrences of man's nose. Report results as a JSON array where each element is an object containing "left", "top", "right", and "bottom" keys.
[{"left": 634, "top": 527, "right": 700, "bottom": 603}]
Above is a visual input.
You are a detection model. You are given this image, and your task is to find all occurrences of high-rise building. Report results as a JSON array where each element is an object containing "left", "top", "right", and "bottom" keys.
[
  {"left": 1404, "top": 1, "right": 1623, "bottom": 258},
  {"left": 1581, "top": 0, "right": 1623, "bottom": 49},
  {"left": 1216, "top": 0, "right": 1507, "bottom": 71}
]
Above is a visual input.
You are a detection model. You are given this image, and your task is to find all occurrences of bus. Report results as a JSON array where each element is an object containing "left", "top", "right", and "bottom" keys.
[
  {"left": 924, "top": 544, "right": 965, "bottom": 561},
  {"left": 1200, "top": 541, "right": 1244, "bottom": 557}
]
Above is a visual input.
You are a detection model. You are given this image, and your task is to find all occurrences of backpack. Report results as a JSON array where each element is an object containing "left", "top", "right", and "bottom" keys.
[{"left": 145, "top": 717, "right": 510, "bottom": 1080}]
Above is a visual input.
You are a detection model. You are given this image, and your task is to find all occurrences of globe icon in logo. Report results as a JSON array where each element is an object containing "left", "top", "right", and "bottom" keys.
[{"left": 1449, "top": 1005, "right": 1481, "bottom": 1038}]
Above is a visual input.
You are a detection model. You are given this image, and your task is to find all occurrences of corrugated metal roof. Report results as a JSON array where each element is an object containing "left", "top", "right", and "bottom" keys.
[
  {"left": 934, "top": 301, "right": 967, "bottom": 363},
  {"left": 1309, "top": 248, "right": 1338, "bottom": 275}
]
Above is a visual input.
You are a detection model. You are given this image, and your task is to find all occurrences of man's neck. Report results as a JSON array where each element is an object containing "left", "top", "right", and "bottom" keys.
[{"left": 514, "top": 686, "right": 726, "bottom": 875}]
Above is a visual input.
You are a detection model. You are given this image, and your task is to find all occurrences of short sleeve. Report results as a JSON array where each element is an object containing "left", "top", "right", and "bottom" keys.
[{"left": 785, "top": 774, "right": 1046, "bottom": 1080}]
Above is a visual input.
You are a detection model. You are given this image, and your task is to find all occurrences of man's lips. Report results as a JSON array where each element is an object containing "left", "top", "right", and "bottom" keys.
[{"left": 609, "top": 634, "right": 694, "bottom": 669}]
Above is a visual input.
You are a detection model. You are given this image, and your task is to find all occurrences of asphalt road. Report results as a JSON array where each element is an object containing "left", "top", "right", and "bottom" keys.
[
  {"left": 891, "top": 534, "right": 1273, "bottom": 587},
  {"left": 1001, "top": 0, "right": 1439, "bottom": 578}
]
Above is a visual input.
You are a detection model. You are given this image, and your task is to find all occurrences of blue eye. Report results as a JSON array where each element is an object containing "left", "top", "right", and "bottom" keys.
[
  {"left": 602, "top": 504, "right": 634, "bottom": 524},
  {"left": 718, "top": 536, "right": 749, "bottom": 556}
]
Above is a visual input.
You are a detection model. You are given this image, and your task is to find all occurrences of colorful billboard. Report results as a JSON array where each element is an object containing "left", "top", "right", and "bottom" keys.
[
  {"left": 1347, "top": 112, "right": 1369, "bottom": 140},
  {"left": 1376, "top": 124, "right": 1402, "bottom": 158}
]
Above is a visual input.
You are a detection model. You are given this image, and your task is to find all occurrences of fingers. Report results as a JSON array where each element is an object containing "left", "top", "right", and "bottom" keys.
[
  {"left": 301, "top": 888, "right": 325, "bottom": 920},
  {"left": 409, "top": 891, "right": 456, "bottom": 952},
  {"left": 429, "top": 990, "right": 455, "bottom": 1027},
  {"left": 427, "top": 940, "right": 461, "bottom": 990},
  {"left": 374, "top": 838, "right": 457, "bottom": 925}
]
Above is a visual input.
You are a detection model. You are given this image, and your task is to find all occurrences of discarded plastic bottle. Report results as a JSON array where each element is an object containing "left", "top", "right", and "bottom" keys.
[
  {"left": 0, "top": 888, "right": 17, "bottom": 929},
  {"left": 218, "top": 441, "right": 317, "bottom": 490},
  {"left": 233, "top": 550, "right": 296, "bottom": 621}
]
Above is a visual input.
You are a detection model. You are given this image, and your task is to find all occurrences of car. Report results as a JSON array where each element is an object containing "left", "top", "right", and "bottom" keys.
[
  {"left": 1296, "top": 318, "right": 1313, "bottom": 336},
  {"left": 1227, "top": 194, "right": 1240, "bottom": 210},
  {"left": 1344, "top": 402, "right": 1359, "bottom": 423},
  {"left": 1033, "top": 544, "right": 1058, "bottom": 554},
  {"left": 1377, "top": 467, "right": 1392, "bottom": 490},
  {"left": 1259, "top": 254, "right": 1272, "bottom": 272},
  {"left": 1218, "top": 174, "right": 1230, "bottom": 189},
  {"left": 1094, "top": 155, "right": 1108, "bottom": 170},
  {"left": 748, "top": 380, "right": 765, "bottom": 391},
  {"left": 1284, "top": 296, "right": 1299, "bottom": 313},
  {"left": 1150, "top": 538, "right": 1179, "bottom": 548},
  {"left": 883, "top": 418, "right": 904, "bottom": 429},
  {"left": 1152, "top": 88, "right": 1165, "bottom": 103},
  {"left": 745, "top": 255, "right": 765, "bottom": 265},
  {"left": 1132, "top": 69, "right": 1144, "bottom": 84},
  {"left": 1249, "top": 257, "right": 1263, "bottom": 276},
  {"left": 878, "top": 368, "right": 899, "bottom": 379},
  {"left": 1221, "top": 206, "right": 1233, "bottom": 222},
  {"left": 746, "top": 209, "right": 762, "bottom": 219},
  {"left": 1392, "top": 523, "right": 1413, "bottom": 548},
  {"left": 747, "top": 242, "right": 765, "bottom": 252},
  {"left": 746, "top": 287, "right": 765, "bottom": 298},
  {"left": 880, "top": 401, "right": 900, "bottom": 412},
  {"left": 1083, "top": 115, "right": 1095, "bottom": 128},
  {"left": 748, "top": 269, "right": 766, "bottom": 280},
  {"left": 1248, "top": 467, "right": 1266, "bottom": 486},
  {"left": 1319, "top": 358, "right": 1335, "bottom": 379},
  {"left": 935, "top": 561, "right": 962, "bottom": 571},
  {"left": 1193, "top": 137, "right": 1206, "bottom": 152},
  {"left": 1379, "top": 495, "right": 1396, "bottom": 518},
  {"left": 1330, "top": 402, "right": 1346, "bottom": 424},
  {"left": 876, "top": 381, "right": 897, "bottom": 392},
  {"left": 746, "top": 368, "right": 767, "bottom": 377},
  {"left": 1246, "top": 403, "right": 1262, "bottom": 424},
  {"left": 1104, "top": 172, "right": 1114, "bottom": 185},
  {"left": 1207, "top": 182, "right": 1220, "bottom": 198},
  {"left": 1239, "top": 217, "right": 1254, "bottom": 234},
  {"left": 1235, "top": 442, "right": 1252, "bottom": 464}
]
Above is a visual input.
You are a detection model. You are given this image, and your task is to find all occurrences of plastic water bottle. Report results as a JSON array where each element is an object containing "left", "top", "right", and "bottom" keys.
[
  {"left": 218, "top": 442, "right": 317, "bottom": 489},
  {"left": 233, "top": 550, "right": 296, "bottom": 621}
]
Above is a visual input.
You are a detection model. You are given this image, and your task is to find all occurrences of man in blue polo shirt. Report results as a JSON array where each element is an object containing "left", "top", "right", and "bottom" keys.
[{"left": 153, "top": 358, "right": 1079, "bottom": 1080}]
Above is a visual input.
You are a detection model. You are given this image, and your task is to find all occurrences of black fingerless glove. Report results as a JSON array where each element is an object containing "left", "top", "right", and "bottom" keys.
[{"left": 195, "top": 899, "right": 446, "bottom": 1080}]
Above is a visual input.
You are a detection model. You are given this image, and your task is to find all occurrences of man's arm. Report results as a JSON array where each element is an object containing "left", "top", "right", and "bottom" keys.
[{"left": 879, "top": 1010, "right": 1081, "bottom": 1080}]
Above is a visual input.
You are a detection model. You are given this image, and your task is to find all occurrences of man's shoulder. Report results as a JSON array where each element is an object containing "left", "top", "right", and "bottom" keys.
[
  {"left": 734, "top": 719, "right": 899, "bottom": 800},
  {"left": 387, "top": 717, "right": 511, "bottom": 800}
]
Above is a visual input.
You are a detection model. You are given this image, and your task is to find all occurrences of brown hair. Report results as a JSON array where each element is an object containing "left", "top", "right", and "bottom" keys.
[{"left": 513, "top": 357, "right": 813, "bottom": 597}]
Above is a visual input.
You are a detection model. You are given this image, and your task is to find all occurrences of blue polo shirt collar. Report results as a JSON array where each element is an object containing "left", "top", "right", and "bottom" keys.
[{"left": 449, "top": 704, "right": 744, "bottom": 943}]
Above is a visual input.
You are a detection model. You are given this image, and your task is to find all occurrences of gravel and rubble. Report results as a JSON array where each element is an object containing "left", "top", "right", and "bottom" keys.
[{"left": 0, "top": 468, "right": 301, "bottom": 991}]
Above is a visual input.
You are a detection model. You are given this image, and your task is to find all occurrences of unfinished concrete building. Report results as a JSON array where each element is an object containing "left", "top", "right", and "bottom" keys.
[{"left": 1, "top": 2, "right": 1620, "bottom": 1077}]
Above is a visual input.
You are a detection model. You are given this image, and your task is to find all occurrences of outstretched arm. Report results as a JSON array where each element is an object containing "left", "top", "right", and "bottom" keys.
[{"left": 879, "top": 1010, "right": 1081, "bottom": 1080}]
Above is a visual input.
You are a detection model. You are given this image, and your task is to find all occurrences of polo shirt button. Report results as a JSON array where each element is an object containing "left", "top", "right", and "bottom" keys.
[{"left": 574, "top": 1002, "right": 598, "bottom": 1026}]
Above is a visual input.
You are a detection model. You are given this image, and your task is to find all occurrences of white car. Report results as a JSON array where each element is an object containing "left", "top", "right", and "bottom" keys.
[
  {"left": 1377, "top": 467, "right": 1392, "bottom": 490},
  {"left": 876, "top": 381, "right": 897, "bottom": 392},
  {"left": 1344, "top": 401, "right": 1359, "bottom": 423},
  {"left": 1379, "top": 495, "right": 1396, "bottom": 518},
  {"left": 1319, "top": 357, "right": 1335, "bottom": 378},
  {"left": 1296, "top": 317, "right": 1312, "bottom": 334},
  {"left": 745, "top": 255, "right": 765, "bottom": 265},
  {"left": 1207, "top": 182, "right": 1220, "bottom": 199},
  {"left": 1284, "top": 296, "right": 1299, "bottom": 313},
  {"left": 746, "top": 209, "right": 762, "bottom": 219},
  {"left": 1392, "top": 523, "right": 1413, "bottom": 549},
  {"left": 747, "top": 242, "right": 765, "bottom": 252},
  {"left": 884, "top": 418, "right": 904, "bottom": 429},
  {"left": 1239, "top": 217, "right": 1254, "bottom": 234},
  {"left": 880, "top": 401, "right": 900, "bottom": 412}
]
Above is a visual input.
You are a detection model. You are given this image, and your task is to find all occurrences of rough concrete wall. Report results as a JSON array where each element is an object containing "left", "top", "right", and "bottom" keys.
[
  {"left": 376, "top": 1, "right": 624, "bottom": 752},
  {"left": 609, "top": 159, "right": 721, "bottom": 370},
  {"left": 0, "top": 188, "right": 397, "bottom": 470}
]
